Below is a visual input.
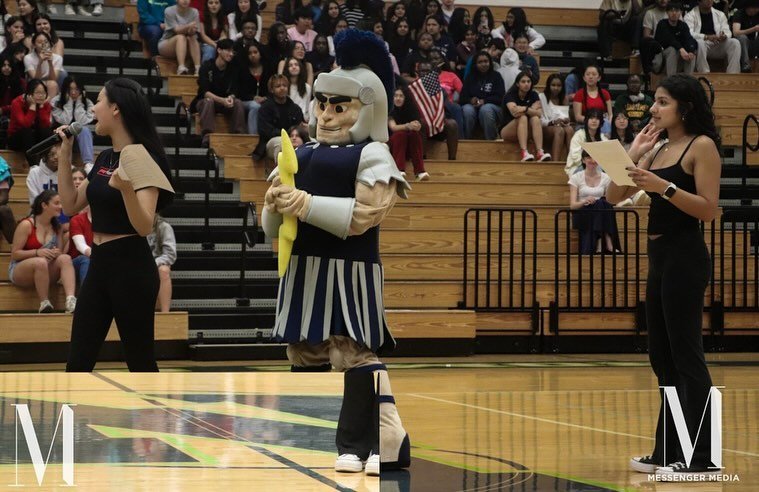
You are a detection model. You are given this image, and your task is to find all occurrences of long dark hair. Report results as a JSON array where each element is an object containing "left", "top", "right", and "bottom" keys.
[
  {"left": 506, "top": 70, "right": 534, "bottom": 97},
  {"left": 283, "top": 56, "right": 308, "bottom": 97},
  {"left": 612, "top": 110, "right": 635, "bottom": 144},
  {"left": 448, "top": 7, "right": 470, "bottom": 44},
  {"left": 203, "top": 0, "right": 228, "bottom": 38},
  {"left": 543, "top": 73, "right": 565, "bottom": 105},
  {"left": 3, "top": 16, "right": 24, "bottom": 47},
  {"left": 55, "top": 75, "right": 83, "bottom": 109},
  {"left": 465, "top": 51, "right": 493, "bottom": 82},
  {"left": 503, "top": 7, "right": 530, "bottom": 36},
  {"left": 390, "top": 84, "right": 420, "bottom": 124},
  {"left": 31, "top": 31, "right": 53, "bottom": 54},
  {"left": 581, "top": 63, "right": 608, "bottom": 112},
  {"left": 315, "top": 0, "right": 341, "bottom": 34},
  {"left": 30, "top": 189, "right": 60, "bottom": 233},
  {"left": 658, "top": 73, "right": 721, "bottom": 148},
  {"left": 0, "top": 54, "right": 25, "bottom": 97},
  {"left": 25, "top": 78, "right": 47, "bottom": 100},
  {"left": 473, "top": 7, "right": 494, "bottom": 30},
  {"left": 34, "top": 13, "right": 58, "bottom": 45},
  {"left": 103, "top": 78, "right": 173, "bottom": 210},
  {"left": 267, "top": 22, "right": 290, "bottom": 58},
  {"left": 389, "top": 17, "right": 413, "bottom": 60},
  {"left": 583, "top": 108, "right": 605, "bottom": 142}
]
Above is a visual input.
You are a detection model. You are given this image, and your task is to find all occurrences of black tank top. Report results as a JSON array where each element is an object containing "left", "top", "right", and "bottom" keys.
[{"left": 646, "top": 137, "right": 700, "bottom": 235}]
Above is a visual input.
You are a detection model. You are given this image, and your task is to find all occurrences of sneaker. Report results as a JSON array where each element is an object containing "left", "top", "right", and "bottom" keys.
[
  {"left": 630, "top": 49, "right": 640, "bottom": 57},
  {"left": 65, "top": 296, "right": 77, "bottom": 314},
  {"left": 39, "top": 300, "right": 54, "bottom": 314},
  {"left": 364, "top": 454, "right": 379, "bottom": 476},
  {"left": 536, "top": 150, "right": 552, "bottom": 162},
  {"left": 92, "top": 4, "right": 103, "bottom": 15},
  {"left": 741, "top": 64, "right": 752, "bottom": 73},
  {"left": 64, "top": 4, "right": 76, "bottom": 15},
  {"left": 177, "top": 65, "right": 189, "bottom": 75},
  {"left": 630, "top": 455, "right": 660, "bottom": 473},
  {"left": 655, "top": 462, "right": 721, "bottom": 481},
  {"left": 415, "top": 171, "right": 430, "bottom": 181},
  {"left": 335, "top": 454, "right": 364, "bottom": 473},
  {"left": 77, "top": 5, "right": 92, "bottom": 16},
  {"left": 520, "top": 149, "right": 535, "bottom": 162},
  {"left": 47, "top": 4, "right": 58, "bottom": 14}
]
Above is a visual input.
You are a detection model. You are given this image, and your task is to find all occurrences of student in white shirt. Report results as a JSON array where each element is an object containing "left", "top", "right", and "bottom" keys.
[
  {"left": 540, "top": 73, "right": 574, "bottom": 161},
  {"left": 684, "top": 0, "right": 741, "bottom": 72},
  {"left": 24, "top": 31, "right": 62, "bottom": 97},
  {"left": 228, "top": 0, "right": 263, "bottom": 42},
  {"left": 283, "top": 56, "right": 311, "bottom": 123}
]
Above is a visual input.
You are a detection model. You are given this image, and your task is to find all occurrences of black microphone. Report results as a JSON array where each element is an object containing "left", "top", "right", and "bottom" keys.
[{"left": 26, "top": 122, "right": 84, "bottom": 158}]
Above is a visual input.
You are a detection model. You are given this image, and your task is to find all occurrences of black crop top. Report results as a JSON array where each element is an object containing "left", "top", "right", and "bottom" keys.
[
  {"left": 645, "top": 137, "right": 700, "bottom": 235},
  {"left": 86, "top": 148, "right": 173, "bottom": 234}
]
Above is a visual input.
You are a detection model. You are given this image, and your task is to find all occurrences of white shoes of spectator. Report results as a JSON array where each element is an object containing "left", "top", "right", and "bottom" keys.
[
  {"left": 536, "top": 150, "right": 552, "bottom": 162},
  {"left": 520, "top": 149, "right": 535, "bottom": 162},
  {"left": 364, "top": 454, "right": 379, "bottom": 476},
  {"left": 65, "top": 4, "right": 76, "bottom": 14},
  {"left": 92, "top": 4, "right": 103, "bottom": 15},
  {"left": 335, "top": 454, "right": 364, "bottom": 473},
  {"left": 47, "top": 4, "right": 58, "bottom": 14},
  {"left": 39, "top": 300, "right": 54, "bottom": 314},
  {"left": 177, "top": 65, "right": 190, "bottom": 75},
  {"left": 415, "top": 172, "right": 430, "bottom": 182},
  {"left": 78, "top": 6, "right": 93, "bottom": 16},
  {"left": 65, "top": 296, "right": 77, "bottom": 314}
]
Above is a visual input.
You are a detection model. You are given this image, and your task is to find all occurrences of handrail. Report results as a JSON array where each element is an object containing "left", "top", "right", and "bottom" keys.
[
  {"left": 201, "top": 148, "right": 220, "bottom": 250},
  {"left": 146, "top": 58, "right": 158, "bottom": 99},
  {"left": 698, "top": 76, "right": 715, "bottom": 107},
  {"left": 742, "top": 114, "right": 759, "bottom": 166},
  {"left": 236, "top": 202, "right": 258, "bottom": 307},
  {"left": 174, "top": 101, "right": 191, "bottom": 174}
]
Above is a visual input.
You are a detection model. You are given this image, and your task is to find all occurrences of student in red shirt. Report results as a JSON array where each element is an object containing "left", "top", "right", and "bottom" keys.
[
  {"left": 572, "top": 64, "right": 613, "bottom": 136},
  {"left": 8, "top": 78, "right": 53, "bottom": 166},
  {"left": 67, "top": 168, "right": 92, "bottom": 287},
  {"left": 430, "top": 48, "right": 465, "bottom": 138}
]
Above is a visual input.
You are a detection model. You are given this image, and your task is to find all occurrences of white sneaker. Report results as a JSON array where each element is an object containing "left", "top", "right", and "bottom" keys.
[
  {"left": 47, "top": 4, "right": 58, "bottom": 14},
  {"left": 536, "top": 150, "right": 552, "bottom": 162},
  {"left": 177, "top": 65, "right": 189, "bottom": 75},
  {"left": 65, "top": 296, "right": 77, "bottom": 314},
  {"left": 655, "top": 462, "right": 721, "bottom": 481},
  {"left": 78, "top": 5, "right": 92, "bottom": 16},
  {"left": 630, "top": 455, "right": 659, "bottom": 473},
  {"left": 64, "top": 4, "right": 76, "bottom": 15},
  {"left": 92, "top": 4, "right": 103, "bottom": 15},
  {"left": 415, "top": 171, "right": 430, "bottom": 182},
  {"left": 520, "top": 149, "right": 535, "bottom": 162},
  {"left": 39, "top": 300, "right": 54, "bottom": 313},
  {"left": 335, "top": 454, "right": 364, "bottom": 473},
  {"left": 364, "top": 454, "right": 379, "bottom": 476}
]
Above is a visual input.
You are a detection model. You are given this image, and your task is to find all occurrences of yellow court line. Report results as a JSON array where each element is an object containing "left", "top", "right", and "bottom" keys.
[{"left": 406, "top": 393, "right": 759, "bottom": 459}]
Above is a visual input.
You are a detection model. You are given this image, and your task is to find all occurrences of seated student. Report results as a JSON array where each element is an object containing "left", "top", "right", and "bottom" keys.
[
  {"left": 159, "top": 0, "right": 202, "bottom": 75},
  {"left": 315, "top": 1, "right": 342, "bottom": 36},
  {"left": 3, "top": 16, "right": 30, "bottom": 52},
  {"left": 51, "top": 76, "right": 95, "bottom": 171},
  {"left": 287, "top": 124, "right": 309, "bottom": 148},
  {"left": 656, "top": 2, "right": 699, "bottom": 75},
  {"left": 137, "top": 0, "right": 173, "bottom": 58},
  {"left": 512, "top": 32, "right": 539, "bottom": 84},
  {"left": 67, "top": 167, "right": 92, "bottom": 288},
  {"left": 568, "top": 150, "right": 620, "bottom": 254},
  {"left": 266, "top": 22, "right": 291, "bottom": 70},
  {"left": 566, "top": 108, "right": 608, "bottom": 176},
  {"left": 401, "top": 32, "right": 434, "bottom": 82},
  {"left": 414, "top": 59, "right": 459, "bottom": 160},
  {"left": 252, "top": 73, "right": 304, "bottom": 162},
  {"left": 24, "top": 31, "right": 62, "bottom": 97},
  {"left": 460, "top": 51, "right": 504, "bottom": 140},
  {"left": 388, "top": 85, "right": 428, "bottom": 181},
  {"left": 572, "top": 64, "right": 613, "bottom": 136},
  {"left": 610, "top": 110, "right": 635, "bottom": 150},
  {"left": 287, "top": 7, "right": 318, "bottom": 51},
  {"left": 540, "top": 73, "right": 574, "bottom": 162},
  {"left": 491, "top": 7, "right": 546, "bottom": 53},
  {"left": 0, "top": 157, "right": 16, "bottom": 245},
  {"left": 235, "top": 42, "right": 269, "bottom": 135},
  {"left": 9, "top": 189, "right": 77, "bottom": 313},
  {"left": 455, "top": 26, "right": 477, "bottom": 74},
  {"left": 597, "top": 0, "right": 642, "bottom": 61},
  {"left": 34, "top": 14, "right": 64, "bottom": 57},
  {"left": 500, "top": 70, "right": 551, "bottom": 162},
  {"left": 282, "top": 56, "right": 311, "bottom": 123},
  {"left": 232, "top": 17, "right": 261, "bottom": 57},
  {"left": 429, "top": 48, "right": 464, "bottom": 138},
  {"left": 0, "top": 54, "right": 27, "bottom": 125},
  {"left": 731, "top": 0, "right": 759, "bottom": 73},
  {"left": 276, "top": 41, "right": 315, "bottom": 86},
  {"left": 199, "top": 0, "right": 229, "bottom": 64},
  {"left": 685, "top": 0, "right": 741, "bottom": 72},
  {"left": 613, "top": 74, "right": 653, "bottom": 132},
  {"left": 26, "top": 143, "right": 61, "bottom": 204},
  {"left": 423, "top": 15, "right": 456, "bottom": 67},
  {"left": 305, "top": 34, "right": 335, "bottom": 78},
  {"left": 228, "top": 0, "right": 263, "bottom": 42},
  {"left": 641, "top": 0, "right": 669, "bottom": 73},
  {"left": 389, "top": 18, "right": 415, "bottom": 68},
  {"left": 195, "top": 38, "right": 246, "bottom": 146},
  {"left": 8, "top": 79, "right": 53, "bottom": 166},
  {"left": 148, "top": 214, "right": 177, "bottom": 313}
]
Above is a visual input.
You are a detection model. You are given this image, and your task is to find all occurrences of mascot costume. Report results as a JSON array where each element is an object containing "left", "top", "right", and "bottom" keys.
[{"left": 261, "top": 29, "right": 411, "bottom": 476}]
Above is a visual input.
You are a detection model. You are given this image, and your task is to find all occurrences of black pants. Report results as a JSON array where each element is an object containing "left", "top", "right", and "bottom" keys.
[
  {"left": 646, "top": 229, "right": 714, "bottom": 467},
  {"left": 640, "top": 37, "right": 663, "bottom": 74},
  {"left": 66, "top": 235, "right": 160, "bottom": 372},
  {"left": 8, "top": 127, "right": 54, "bottom": 166},
  {"left": 597, "top": 13, "right": 641, "bottom": 58}
]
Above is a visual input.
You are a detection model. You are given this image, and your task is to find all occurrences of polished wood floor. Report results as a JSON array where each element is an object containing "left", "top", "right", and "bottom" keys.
[{"left": 0, "top": 355, "right": 756, "bottom": 491}]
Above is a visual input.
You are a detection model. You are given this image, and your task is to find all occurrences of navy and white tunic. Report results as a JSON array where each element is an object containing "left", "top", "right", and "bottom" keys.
[{"left": 270, "top": 140, "right": 409, "bottom": 353}]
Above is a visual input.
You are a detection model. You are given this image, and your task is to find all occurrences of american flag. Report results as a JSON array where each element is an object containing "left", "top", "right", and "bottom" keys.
[{"left": 408, "top": 71, "right": 445, "bottom": 137}]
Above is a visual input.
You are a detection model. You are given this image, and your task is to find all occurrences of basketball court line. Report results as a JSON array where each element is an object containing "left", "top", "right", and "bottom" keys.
[
  {"left": 90, "top": 373, "right": 358, "bottom": 491},
  {"left": 406, "top": 393, "right": 759, "bottom": 458}
]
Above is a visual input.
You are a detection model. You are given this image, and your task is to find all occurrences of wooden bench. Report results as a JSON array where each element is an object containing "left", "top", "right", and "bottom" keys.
[{"left": 386, "top": 309, "right": 476, "bottom": 341}]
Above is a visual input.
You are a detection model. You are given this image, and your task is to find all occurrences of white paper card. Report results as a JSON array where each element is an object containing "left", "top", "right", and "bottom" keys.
[{"left": 580, "top": 140, "right": 636, "bottom": 187}]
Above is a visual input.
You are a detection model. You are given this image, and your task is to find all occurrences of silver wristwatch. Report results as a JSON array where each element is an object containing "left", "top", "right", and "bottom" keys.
[{"left": 662, "top": 182, "right": 677, "bottom": 201}]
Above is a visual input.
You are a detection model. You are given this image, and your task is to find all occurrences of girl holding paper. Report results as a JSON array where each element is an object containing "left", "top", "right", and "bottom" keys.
[
  {"left": 55, "top": 77, "right": 175, "bottom": 372},
  {"left": 606, "top": 74, "right": 721, "bottom": 481}
]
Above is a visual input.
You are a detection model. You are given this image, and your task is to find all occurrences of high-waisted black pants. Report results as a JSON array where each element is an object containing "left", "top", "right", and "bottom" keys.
[{"left": 66, "top": 235, "right": 160, "bottom": 372}]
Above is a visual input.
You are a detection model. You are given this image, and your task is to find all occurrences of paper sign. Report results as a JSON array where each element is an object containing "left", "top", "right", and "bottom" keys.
[
  {"left": 117, "top": 144, "right": 175, "bottom": 193},
  {"left": 580, "top": 140, "right": 636, "bottom": 187}
]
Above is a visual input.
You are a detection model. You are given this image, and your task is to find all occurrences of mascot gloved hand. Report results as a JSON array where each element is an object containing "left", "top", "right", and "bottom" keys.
[{"left": 261, "top": 28, "right": 411, "bottom": 477}]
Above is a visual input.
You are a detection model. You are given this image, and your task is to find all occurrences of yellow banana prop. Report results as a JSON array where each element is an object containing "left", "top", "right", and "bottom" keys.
[{"left": 277, "top": 128, "right": 298, "bottom": 277}]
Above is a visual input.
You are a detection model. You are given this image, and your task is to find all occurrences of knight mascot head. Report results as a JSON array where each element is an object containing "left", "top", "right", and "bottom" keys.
[{"left": 309, "top": 29, "right": 395, "bottom": 146}]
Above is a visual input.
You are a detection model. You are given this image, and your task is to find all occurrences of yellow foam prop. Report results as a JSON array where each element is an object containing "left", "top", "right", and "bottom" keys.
[{"left": 277, "top": 129, "right": 298, "bottom": 277}]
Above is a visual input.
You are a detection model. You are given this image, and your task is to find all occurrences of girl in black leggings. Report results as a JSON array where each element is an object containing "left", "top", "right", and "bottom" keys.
[
  {"left": 607, "top": 74, "right": 722, "bottom": 481},
  {"left": 56, "top": 78, "right": 174, "bottom": 372}
]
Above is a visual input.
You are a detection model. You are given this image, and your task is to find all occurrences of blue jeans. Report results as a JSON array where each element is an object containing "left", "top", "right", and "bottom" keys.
[
  {"left": 444, "top": 100, "right": 465, "bottom": 138},
  {"left": 201, "top": 43, "right": 216, "bottom": 64},
  {"left": 76, "top": 126, "right": 94, "bottom": 165},
  {"left": 462, "top": 103, "right": 503, "bottom": 140},
  {"left": 243, "top": 99, "right": 262, "bottom": 135},
  {"left": 138, "top": 24, "right": 163, "bottom": 57},
  {"left": 73, "top": 254, "right": 90, "bottom": 287}
]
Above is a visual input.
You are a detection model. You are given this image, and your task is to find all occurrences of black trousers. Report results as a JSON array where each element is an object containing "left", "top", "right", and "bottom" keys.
[
  {"left": 597, "top": 13, "right": 641, "bottom": 58},
  {"left": 646, "top": 229, "right": 714, "bottom": 467},
  {"left": 66, "top": 235, "right": 160, "bottom": 372},
  {"left": 8, "top": 127, "right": 54, "bottom": 165}
]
